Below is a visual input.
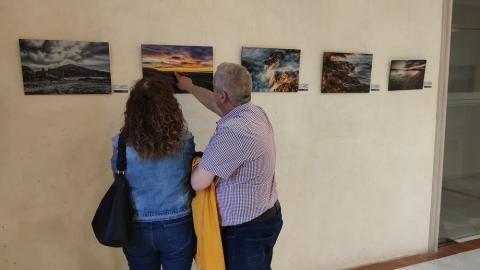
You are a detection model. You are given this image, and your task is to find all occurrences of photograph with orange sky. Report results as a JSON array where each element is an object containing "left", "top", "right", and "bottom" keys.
[{"left": 141, "top": 44, "right": 213, "bottom": 93}]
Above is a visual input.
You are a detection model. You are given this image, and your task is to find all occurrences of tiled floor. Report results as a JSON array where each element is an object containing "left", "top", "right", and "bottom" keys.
[
  {"left": 351, "top": 238, "right": 480, "bottom": 270},
  {"left": 397, "top": 249, "right": 480, "bottom": 269},
  {"left": 440, "top": 175, "right": 480, "bottom": 241}
]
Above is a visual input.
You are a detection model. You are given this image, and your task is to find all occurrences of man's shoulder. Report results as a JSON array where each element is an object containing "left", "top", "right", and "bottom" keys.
[
  {"left": 236, "top": 103, "right": 269, "bottom": 122},
  {"left": 217, "top": 103, "right": 271, "bottom": 133},
  {"left": 247, "top": 103, "right": 270, "bottom": 120},
  {"left": 217, "top": 117, "right": 249, "bottom": 135},
  {"left": 244, "top": 102, "right": 266, "bottom": 113}
]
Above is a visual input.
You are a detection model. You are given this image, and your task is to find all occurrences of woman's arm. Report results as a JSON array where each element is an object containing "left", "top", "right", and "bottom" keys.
[{"left": 174, "top": 72, "right": 222, "bottom": 116}]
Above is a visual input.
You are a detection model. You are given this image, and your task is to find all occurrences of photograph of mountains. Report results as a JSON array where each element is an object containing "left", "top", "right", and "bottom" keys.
[
  {"left": 141, "top": 44, "right": 213, "bottom": 93},
  {"left": 19, "top": 39, "right": 111, "bottom": 95},
  {"left": 321, "top": 52, "right": 373, "bottom": 93},
  {"left": 241, "top": 47, "right": 300, "bottom": 92},
  {"left": 388, "top": 60, "right": 427, "bottom": 91}
]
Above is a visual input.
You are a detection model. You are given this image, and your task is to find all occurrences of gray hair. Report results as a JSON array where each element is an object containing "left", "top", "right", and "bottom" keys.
[{"left": 213, "top": 62, "right": 252, "bottom": 105}]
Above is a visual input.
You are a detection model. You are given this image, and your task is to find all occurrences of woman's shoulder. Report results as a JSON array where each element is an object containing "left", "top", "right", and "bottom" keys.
[
  {"left": 181, "top": 130, "right": 194, "bottom": 142},
  {"left": 181, "top": 130, "right": 195, "bottom": 155},
  {"left": 111, "top": 133, "right": 120, "bottom": 146}
]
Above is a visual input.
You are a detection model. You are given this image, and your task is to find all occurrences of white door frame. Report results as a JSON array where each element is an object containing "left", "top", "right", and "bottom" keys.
[{"left": 428, "top": 0, "right": 453, "bottom": 252}]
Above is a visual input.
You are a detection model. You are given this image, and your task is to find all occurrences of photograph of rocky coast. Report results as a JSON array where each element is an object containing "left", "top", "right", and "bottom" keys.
[
  {"left": 19, "top": 39, "right": 111, "bottom": 95},
  {"left": 321, "top": 52, "right": 372, "bottom": 93},
  {"left": 241, "top": 47, "right": 300, "bottom": 92},
  {"left": 388, "top": 60, "right": 426, "bottom": 90}
]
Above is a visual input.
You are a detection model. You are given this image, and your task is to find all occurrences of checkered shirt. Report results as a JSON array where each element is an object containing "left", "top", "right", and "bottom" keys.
[{"left": 199, "top": 102, "right": 278, "bottom": 226}]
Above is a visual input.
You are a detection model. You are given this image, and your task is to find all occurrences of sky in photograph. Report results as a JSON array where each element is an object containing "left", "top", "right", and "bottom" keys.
[
  {"left": 391, "top": 60, "right": 426, "bottom": 71},
  {"left": 19, "top": 39, "right": 110, "bottom": 72},
  {"left": 142, "top": 45, "right": 213, "bottom": 73}
]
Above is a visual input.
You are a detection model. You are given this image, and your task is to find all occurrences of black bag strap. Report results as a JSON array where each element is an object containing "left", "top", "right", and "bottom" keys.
[{"left": 116, "top": 132, "right": 127, "bottom": 175}]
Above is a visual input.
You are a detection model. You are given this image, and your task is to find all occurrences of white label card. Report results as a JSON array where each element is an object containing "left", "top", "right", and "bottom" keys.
[
  {"left": 113, "top": 84, "right": 129, "bottom": 93},
  {"left": 298, "top": 83, "right": 309, "bottom": 91},
  {"left": 370, "top": 84, "right": 381, "bottom": 91}
]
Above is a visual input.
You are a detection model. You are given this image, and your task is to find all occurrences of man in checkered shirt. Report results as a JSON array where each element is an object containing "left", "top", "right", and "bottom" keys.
[{"left": 175, "top": 63, "right": 282, "bottom": 270}]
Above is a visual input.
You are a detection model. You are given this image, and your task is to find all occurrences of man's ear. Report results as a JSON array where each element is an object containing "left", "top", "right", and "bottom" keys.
[{"left": 219, "top": 90, "right": 229, "bottom": 103}]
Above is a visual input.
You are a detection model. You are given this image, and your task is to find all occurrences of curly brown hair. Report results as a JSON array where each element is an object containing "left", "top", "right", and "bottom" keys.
[{"left": 122, "top": 77, "right": 185, "bottom": 160}]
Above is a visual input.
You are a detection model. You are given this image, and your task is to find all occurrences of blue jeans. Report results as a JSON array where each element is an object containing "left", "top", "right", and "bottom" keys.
[
  {"left": 123, "top": 215, "right": 195, "bottom": 270},
  {"left": 221, "top": 206, "right": 283, "bottom": 270}
]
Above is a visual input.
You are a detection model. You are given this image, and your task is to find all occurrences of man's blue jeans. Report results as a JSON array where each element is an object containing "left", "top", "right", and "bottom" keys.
[
  {"left": 122, "top": 215, "right": 195, "bottom": 270},
  {"left": 221, "top": 206, "right": 283, "bottom": 270}
]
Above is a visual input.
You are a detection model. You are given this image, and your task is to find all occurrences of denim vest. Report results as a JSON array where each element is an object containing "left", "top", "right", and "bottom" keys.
[{"left": 111, "top": 132, "right": 195, "bottom": 222}]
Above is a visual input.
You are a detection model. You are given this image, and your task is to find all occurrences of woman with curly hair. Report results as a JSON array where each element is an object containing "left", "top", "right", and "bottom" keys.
[{"left": 111, "top": 77, "right": 195, "bottom": 270}]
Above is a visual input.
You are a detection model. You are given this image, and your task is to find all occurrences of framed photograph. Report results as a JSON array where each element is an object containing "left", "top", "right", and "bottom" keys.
[
  {"left": 141, "top": 44, "right": 213, "bottom": 93},
  {"left": 388, "top": 60, "right": 427, "bottom": 91},
  {"left": 321, "top": 52, "right": 372, "bottom": 93},
  {"left": 19, "top": 39, "right": 111, "bottom": 95},
  {"left": 241, "top": 47, "right": 301, "bottom": 92}
]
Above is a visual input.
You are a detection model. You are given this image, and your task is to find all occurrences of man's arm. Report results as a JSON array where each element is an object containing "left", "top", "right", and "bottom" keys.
[
  {"left": 191, "top": 167, "right": 216, "bottom": 191},
  {"left": 193, "top": 129, "right": 250, "bottom": 191},
  {"left": 174, "top": 72, "right": 222, "bottom": 116}
]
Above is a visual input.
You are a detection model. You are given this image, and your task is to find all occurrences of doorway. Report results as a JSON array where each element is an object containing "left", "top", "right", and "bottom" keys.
[{"left": 438, "top": 0, "right": 480, "bottom": 246}]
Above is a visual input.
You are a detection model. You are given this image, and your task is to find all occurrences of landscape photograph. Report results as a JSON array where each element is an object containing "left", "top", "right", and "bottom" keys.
[
  {"left": 141, "top": 44, "right": 213, "bottom": 93},
  {"left": 19, "top": 39, "right": 111, "bottom": 95},
  {"left": 241, "top": 47, "right": 300, "bottom": 92},
  {"left": 388, "top": 60, "right": 427, "bottom": 91},
  {"left": 321, "top": 52, "right": 373, "bottom": 93}
]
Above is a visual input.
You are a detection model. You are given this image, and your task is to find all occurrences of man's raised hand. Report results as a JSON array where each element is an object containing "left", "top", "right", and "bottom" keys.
[{"left": 174, "top": 72, "right": 194, "bottom": 92}]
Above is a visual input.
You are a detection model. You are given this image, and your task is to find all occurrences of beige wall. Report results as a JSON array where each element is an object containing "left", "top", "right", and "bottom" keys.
[{"left": 0, "top": 0, "right": 444, "bottom": 269}]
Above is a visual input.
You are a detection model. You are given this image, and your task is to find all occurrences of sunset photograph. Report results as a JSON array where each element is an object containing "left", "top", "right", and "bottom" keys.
[{"left": 141, "top": 44, "right": 213, "bottom": 93}]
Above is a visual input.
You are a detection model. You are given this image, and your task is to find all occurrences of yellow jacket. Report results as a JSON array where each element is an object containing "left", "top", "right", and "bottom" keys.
[{"left": 191, "top": 156, "right": 226, "bottom": 270}]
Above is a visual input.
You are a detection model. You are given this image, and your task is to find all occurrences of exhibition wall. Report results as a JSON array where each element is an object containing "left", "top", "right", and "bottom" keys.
[{"left": 0, "top": 0, "right": 444, "bottom": 269}]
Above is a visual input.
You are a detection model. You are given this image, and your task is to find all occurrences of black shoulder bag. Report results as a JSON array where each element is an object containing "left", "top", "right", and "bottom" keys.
[{"left": 92, "top": 132, "right": 133, "bottom": 247}]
